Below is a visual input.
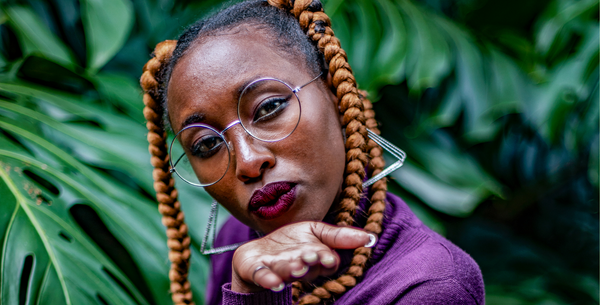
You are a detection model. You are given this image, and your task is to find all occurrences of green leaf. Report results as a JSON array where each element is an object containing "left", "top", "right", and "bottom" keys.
[
  {"left": 438, "top": 19, "right": 500, "bottom": 142},
  {"left": 349, "top": 0, "right": 381, "bottom": 88},
  {"left": 93, "top": 73, "right": 145, "bottom": 123},
  {"left": 535, "top": 0, "right": 599, "bottom": 57},
  {"left": 0, "top": 99, "right": 153, "bottom": 192},
  {"left": 526, "top": 23, "right": 599, "bottom": 142},
  {"left": 329, "top": 0, "right": 407, "bottom": 95},
  {"left": 0, "top": 81, "right": 142, "bottom": 133},
  {"left": 369, "top": 0, "right": 407, "bottom": 91},
  {"left": 16, "top": 56, "right": 94, "bottom": 93},
  {"left": 2, "top": 6, "right": 76, "bottom": 68},
  {"left": 0, "top": 151, "right": 147, "bottom": 305},
  {"left": 389, "top": 160, "right": 488, "bottom": 217},
  {"left": 80, "top": 0, "right": 134, "bottom": 71},
  {"left": 0, "top": 79, "right": 214, "bottom": 303},
  {"left": 400, "top": 0, "right": 451, "bottom": 95},
  {"left": 0, "top": 118, "right": 210, "bottom": 304}
]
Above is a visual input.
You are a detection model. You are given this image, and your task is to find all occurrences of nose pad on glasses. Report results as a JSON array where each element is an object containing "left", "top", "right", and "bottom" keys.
[{"left": 227, "top": 129, "right": 276, "bottom": 183}]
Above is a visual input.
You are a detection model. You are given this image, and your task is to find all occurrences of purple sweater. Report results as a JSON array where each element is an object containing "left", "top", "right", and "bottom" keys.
[{"left": 207, "top": 193, "right": 485, "bottom": 304}]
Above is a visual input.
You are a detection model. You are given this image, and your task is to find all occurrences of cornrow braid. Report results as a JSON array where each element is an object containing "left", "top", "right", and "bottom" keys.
[
  {"left": 264, "top": 0, "right": 388, "bottom": 304},
  {"left": 140, "top": 40, "right": 194, "bottom": 305}
]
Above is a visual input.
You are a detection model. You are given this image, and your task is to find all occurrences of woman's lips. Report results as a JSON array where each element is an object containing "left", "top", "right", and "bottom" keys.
[{"left": 249, "top": 181, "right": 297, "bottom": 220}]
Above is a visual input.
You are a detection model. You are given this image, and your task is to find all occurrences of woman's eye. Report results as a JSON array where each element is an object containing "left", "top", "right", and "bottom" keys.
[
  {"left": 191, "top": 136, "right": 224, "bottom": 158},
  {"left": 253, "top": 96, "right": 290, "bottom": 122}
]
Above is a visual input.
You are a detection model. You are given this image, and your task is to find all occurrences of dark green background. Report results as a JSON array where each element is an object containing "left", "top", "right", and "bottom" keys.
[{"left": 0, "top": 0, "right": 597, "bottom": 304}]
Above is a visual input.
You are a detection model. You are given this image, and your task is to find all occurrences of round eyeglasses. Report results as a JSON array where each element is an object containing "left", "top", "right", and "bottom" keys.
[{"left": 169, "top": 73, "right": 322, "bottom": 187}]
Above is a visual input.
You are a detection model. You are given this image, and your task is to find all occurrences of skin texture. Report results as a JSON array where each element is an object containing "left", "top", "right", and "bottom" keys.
[{"left": 167, "top": 25, "right": 373, "bottom": 292}]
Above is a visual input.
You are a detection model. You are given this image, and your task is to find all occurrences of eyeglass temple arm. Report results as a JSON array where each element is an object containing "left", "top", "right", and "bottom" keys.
[
  {"left": 292, "top": 72, "right": 323, "bottom": 93},
  {"left": 362, "top": 129, "right": 407, "bottom": 188},
  {"left": 169, "top": 153, "right": 186, "bottom": 173}
]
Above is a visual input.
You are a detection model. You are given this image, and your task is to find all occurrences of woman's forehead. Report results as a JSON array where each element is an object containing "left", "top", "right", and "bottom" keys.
[
  {"left": 171, "top": 26, "right": 308, "bottom": 87},
  {"left": 167, "top": 29, "right": 310, "bottom": 131}
]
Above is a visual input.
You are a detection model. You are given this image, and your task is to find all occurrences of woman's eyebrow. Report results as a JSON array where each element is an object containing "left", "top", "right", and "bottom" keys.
[
  {"left": 181, "top": 113, "right": 205, "bottom": 130},
  {"left": 179, "top": 77, "right": 266, "bottom": 130},
  {"left": 239, "top": 81, "right": 260, "bottom": 95},
  {"left": 236, "top": 76, "right": 266, "bottom": 99}
]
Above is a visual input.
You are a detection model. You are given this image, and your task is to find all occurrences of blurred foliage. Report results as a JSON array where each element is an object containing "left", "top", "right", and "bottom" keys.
[{"left": 0, "top": 0, "right": 597, "bottom": 304}]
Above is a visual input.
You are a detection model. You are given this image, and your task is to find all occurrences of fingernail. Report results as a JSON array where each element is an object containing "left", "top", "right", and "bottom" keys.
[
  {"left": 271, "top": 283, "right": 285, "bottom": 292},
  {"left": 364, "top": 233, "right": 377, "bottom": 248},
  {"left": 291, "top": 265, "right": 309, "bottom": 278},
  {"left": 302, "top": 252, "right": 318, "bottom": 263},
  {"left": 320, "top": 255, "right": 335, "bottom": 267}
]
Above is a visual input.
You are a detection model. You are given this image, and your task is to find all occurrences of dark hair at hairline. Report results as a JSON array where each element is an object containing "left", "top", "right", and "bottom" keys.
[{"left": 161, "top": 0, "right": 325, "bottom": 129}]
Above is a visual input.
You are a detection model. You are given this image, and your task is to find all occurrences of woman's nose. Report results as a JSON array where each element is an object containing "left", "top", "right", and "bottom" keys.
[{"left": 228, "top": 129, "right": 276, "bottom": 183}]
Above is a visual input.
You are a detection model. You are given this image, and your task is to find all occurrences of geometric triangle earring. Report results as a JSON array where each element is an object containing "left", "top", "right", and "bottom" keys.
[
  {"left": 199, "top": 129, "right": 406, "bottom": 255},
  {"left": 362, "top": 129, "right": 407, "bottom": 188},
  {"left": 200, "top": 200, "right": 246, "bottom": 255}
]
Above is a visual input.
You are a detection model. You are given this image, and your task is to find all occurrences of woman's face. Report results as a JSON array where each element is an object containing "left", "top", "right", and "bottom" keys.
[{"left": 167, "top": 26, "right": 346, "bottom": 234}]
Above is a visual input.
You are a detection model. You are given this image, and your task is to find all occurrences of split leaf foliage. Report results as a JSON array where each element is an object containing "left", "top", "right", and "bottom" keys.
[{"left": 0, "top": 0, "right": 597, "bottom": 304}]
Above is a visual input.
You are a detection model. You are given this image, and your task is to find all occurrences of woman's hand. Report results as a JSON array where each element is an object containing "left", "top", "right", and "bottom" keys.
[{"left": 231, "top": 221, "right": 376, "bottom": 293}]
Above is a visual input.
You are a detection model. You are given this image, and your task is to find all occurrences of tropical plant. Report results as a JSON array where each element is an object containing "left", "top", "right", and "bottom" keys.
[
  {"left": 342, "top": 0, "right": 599, "bottom": 303},
  {"left": 0, "top": 0, "right": 597, "bottom": 304},
  {"left": 0, "top": 0, "right": 220, "bottom": 303}
]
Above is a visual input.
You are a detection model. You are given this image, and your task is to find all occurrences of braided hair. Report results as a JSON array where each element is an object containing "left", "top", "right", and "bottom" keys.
[{"left": 140, "top": 0, "right": 388, "bottom": 304}]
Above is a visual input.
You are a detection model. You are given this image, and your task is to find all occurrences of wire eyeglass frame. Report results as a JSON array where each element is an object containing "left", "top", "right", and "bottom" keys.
[
  {"left": 166, "top": 73, "right": 408, "bottom": 255},
  {"left": 168, "top": 73, "right": 323, "bottom": 187}
]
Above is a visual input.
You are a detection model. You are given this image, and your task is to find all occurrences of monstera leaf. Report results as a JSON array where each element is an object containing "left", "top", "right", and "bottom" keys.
[
  {"left": 0, "top": 151, "right": 148, "bottom": 305},
  {"left": 0, "top": 0, "right": 222, "bottom": 300},
  {"left": 0, "top": 77, "right": 212, "bottom": 304},
  {"left": 0, "top": 0, "right": 597, "bottom": 304}
]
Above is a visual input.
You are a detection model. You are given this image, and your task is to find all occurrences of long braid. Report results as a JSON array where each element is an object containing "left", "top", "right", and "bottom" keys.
[
  {"left": 140, "top": 40, "right": 195, "bottom": 305},
  {"left": 361, "top": 91, "right": 387, "bottom": 236},
  {"left": 141, "top": 1, "right": 388, "bottom": 304},
  {"left": 266, "top": 0, "right": 388, "bottom": 304}
]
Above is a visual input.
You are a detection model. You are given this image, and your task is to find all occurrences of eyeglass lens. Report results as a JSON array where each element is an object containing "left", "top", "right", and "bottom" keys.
[
  {"left": 171, "top": 78, "right": 301, "bottom": 186},
  {"left": 173, "top": 126, "right": 231, "bottom": 186}
]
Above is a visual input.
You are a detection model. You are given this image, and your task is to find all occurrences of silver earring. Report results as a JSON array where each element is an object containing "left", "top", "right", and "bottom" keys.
[
  {"left": 201, "top": 200, "right": 246, "bottom": 255},
  {"left": 362, "top": 129, "right": 406, "bottom": 188}
]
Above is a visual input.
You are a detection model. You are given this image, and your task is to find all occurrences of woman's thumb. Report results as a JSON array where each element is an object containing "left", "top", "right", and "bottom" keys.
[{"left": 310, "top": 222, "right": 377, "bottom": 249}]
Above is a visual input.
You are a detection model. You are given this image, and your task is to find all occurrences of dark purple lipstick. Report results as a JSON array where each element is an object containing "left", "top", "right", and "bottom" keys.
[{"left": 249, "top": 182, "right": 297, "bottom": 220}]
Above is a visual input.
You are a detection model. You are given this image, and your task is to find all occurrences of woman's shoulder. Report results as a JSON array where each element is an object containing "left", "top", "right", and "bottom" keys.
[{"left": 348, "top": 192, "right": 485, "bottom": 304}]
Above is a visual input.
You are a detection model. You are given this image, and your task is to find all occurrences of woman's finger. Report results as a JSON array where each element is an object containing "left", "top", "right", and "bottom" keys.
[
  {"left": 252, "top": 265, "right": 285, "bottom": 291},
  {"left": 270, "top": 258, "right": 307, "bottom": 282},
  {"left": 301, "top": 251, "right": 319, "bottom": 266},
  {"left": 309, "top": 222, "right": 376, "bottom": 250},
  {"left": 300, "top": 249, "right": 340, "bottom": 280},
  {"left": 317, "top": 250, "right": 340, "bottom": 275}
]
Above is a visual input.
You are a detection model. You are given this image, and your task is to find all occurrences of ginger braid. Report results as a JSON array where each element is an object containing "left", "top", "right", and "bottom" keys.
[
  {"left": 140, "top": 40, "right": 194, "bottom": 305},
  {"left": 361, "top": 91, "right": 388, "bottom": 236},
  {"left": 140, "top": 1, "right": 387, "bottom": 304},
  {"left": 265, "top": 0, "right": 388, "bottom": 304}
]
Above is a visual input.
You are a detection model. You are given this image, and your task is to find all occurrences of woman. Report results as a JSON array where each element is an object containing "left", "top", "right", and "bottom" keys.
[{"left": 140, "top": 0, "right": 485, "bottom": 304}]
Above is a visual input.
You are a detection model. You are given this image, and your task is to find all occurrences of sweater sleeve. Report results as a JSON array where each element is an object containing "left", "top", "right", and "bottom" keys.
[
  {"left": 221, "top": 283, "right": 293, "bottom": 305},
  {"left": 397, "top": 278, "right": 480, "bottom": 305}
]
